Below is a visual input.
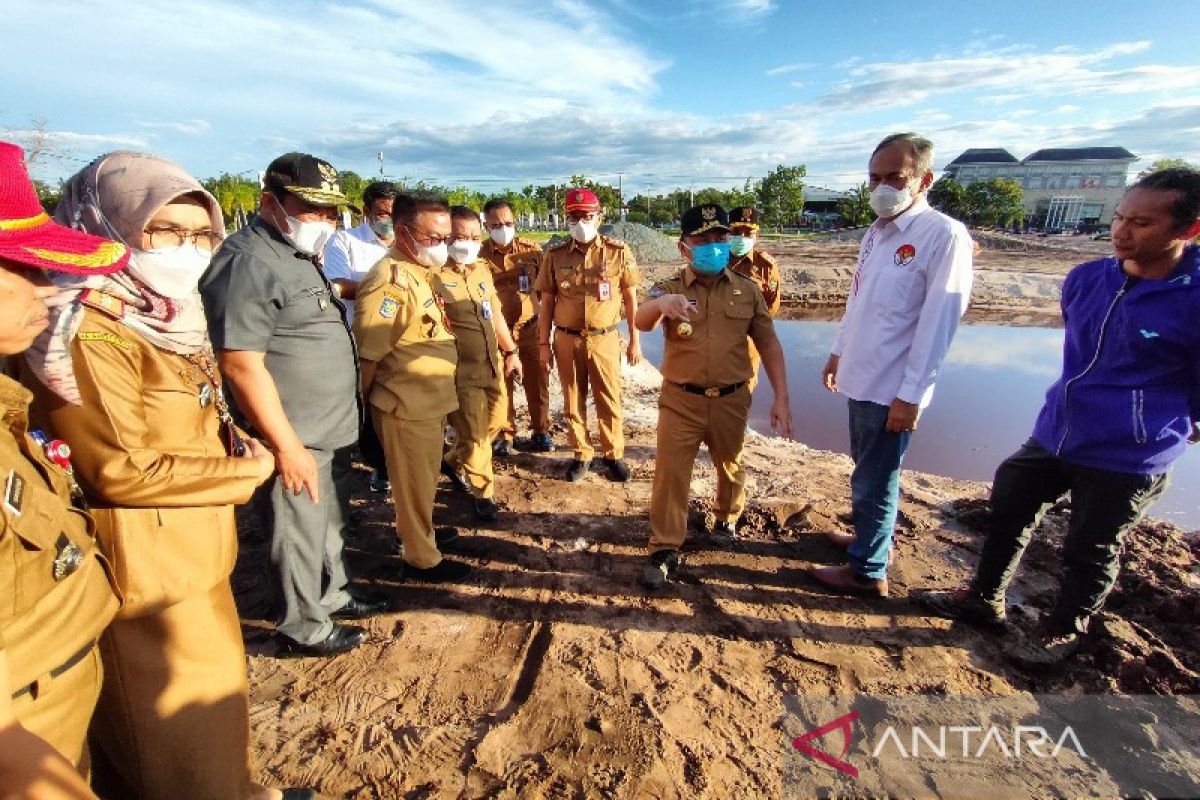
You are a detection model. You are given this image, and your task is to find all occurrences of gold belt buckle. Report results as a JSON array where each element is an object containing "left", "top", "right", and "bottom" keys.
[
  {"left": 704, "top": 386, "right": 721, "bottom": 398},
  {"left": 580, "top": 328, "right": 589, "bottom": 339}
]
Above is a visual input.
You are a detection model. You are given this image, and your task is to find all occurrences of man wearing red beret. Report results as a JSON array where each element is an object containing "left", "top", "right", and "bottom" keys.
[{"left": 535, "top": 189, "right": 642, "bottom": 482}]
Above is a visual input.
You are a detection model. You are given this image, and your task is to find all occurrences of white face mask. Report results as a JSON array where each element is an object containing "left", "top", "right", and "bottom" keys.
[
  {"left": 128, "top": 245, "right": 213, "bottom": 299},
  {"left": 488, "top": 225, "right": 516, "bottom": 247},
  {"left": 569, "top": 219, "right": 598, "bottom": 244},
  {"left": 729, "top": 235, "right": 755, "bottom": 257},
  {"left": 268, "top": 193, "right": 335, "bottom": 255},
  {"left": 447, "top": 240, "right": 482, "bottom": 265},
  {"left": 869, "top": 182, "right": 916, "bottom": 219}
]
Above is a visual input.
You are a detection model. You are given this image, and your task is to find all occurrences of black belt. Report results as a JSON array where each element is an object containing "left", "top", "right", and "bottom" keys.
[
  {"left": 11, "top": 639, "right": 96, "bottom": 700},
  {"left": 556, "top": 323, "right": 619, "bottom": 338},
  {"left": 674, "top": 380, "right": 747, "bottom": 398}
]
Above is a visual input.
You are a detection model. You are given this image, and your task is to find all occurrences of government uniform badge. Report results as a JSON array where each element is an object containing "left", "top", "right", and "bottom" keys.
[{"left": 379, "top": 296, "right": 400, "bottom": 319}]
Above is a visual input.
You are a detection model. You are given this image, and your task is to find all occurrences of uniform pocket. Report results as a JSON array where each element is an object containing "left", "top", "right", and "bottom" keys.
[{"left": 723, "top": 301, "right": 754, "bottom": 319}]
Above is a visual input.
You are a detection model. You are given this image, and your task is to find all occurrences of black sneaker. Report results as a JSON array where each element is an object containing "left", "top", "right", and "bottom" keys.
[
  {"left": 912, "top": 588, "right": 1007, "bottom": 632},
  {"left": 709, "top": 520, "right": 738, "bottom": 549},
  {"left": 475, "top": 497, "right": 499, "bottom": 521},
  {"left": 492, "top": 439, "right": 512, "bottom": 458},
  {"left": 565, "top": 459, "right": 590, "bottom": 482},
  {"left": 368, "top": 471, "right": 390, "bottom": 493},
  {"left": 440, "top": 461, "right": 470, "bottom": 493},
  {"left": 529, "top": 432, "right": 555, "bottom": 452},
  {"left": 602, "top": 457, "right": 631, "bottom": 482},
  {"left": 641, "top": 550, "right": 680, "bottom": 590},
  {"left": 403, "top": 558, "right": 474, "bottom": 583},
  {"left": 275, "top": 624, "right": 367, "bottom": 658}
]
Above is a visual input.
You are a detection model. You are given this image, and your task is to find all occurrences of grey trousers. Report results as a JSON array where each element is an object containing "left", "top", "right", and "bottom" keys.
[{"left": 267, "top": 445, "right": 354, "bottom": 644}]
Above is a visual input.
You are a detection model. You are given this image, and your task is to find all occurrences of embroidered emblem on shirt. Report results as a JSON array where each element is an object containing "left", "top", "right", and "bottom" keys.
[
  {"left": 379, "top": 297, "right": 400, "bottom": 319},
  {"left": 1139, "top": 329, "right": 1160, "bottom": 339},
  {"left": 77, "top": 331, "right": 133, "bottom": 350},
  {"left": 894, "top": 244, "right": 916, "bottom": 266}
]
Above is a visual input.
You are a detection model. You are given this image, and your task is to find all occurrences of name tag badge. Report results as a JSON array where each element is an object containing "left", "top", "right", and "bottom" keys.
[
  {"left": 480, "top": 299, "right": 493, "bottom": 320},
  {"left": 4, "top": 470, "right": 25, "bottom": 516},
  {"left": 518, "top": 274, "right": 531, "bottom": 293},
  {"left": 597, "top": 280, "right": 612, "bottom": 302}
]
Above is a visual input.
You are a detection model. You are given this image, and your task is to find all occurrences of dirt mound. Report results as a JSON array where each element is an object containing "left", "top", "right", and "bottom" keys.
[{"left": 542, "top": 222, "right": 679, "bottom": 266}]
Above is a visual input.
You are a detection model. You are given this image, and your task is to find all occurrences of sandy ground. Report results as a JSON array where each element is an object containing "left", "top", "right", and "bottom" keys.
[{"left": 232, "top": 235, "right": 1200, "bottom": 798}]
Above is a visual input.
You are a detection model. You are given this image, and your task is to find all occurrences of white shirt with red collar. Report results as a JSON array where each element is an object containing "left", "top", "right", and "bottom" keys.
[{"left": 830, "top": 196, "right": 974, "bottom": 409}]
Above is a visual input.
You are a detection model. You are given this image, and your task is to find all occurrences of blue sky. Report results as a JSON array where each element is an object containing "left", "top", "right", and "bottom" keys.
[{"left": 4, "top": 0, "right": 1198, "bottom": 196}]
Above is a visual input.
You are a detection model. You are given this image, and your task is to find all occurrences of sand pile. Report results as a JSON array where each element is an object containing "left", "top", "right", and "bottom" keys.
[{"left": 543, "top": 222, "right": 680, "bottom": 265}]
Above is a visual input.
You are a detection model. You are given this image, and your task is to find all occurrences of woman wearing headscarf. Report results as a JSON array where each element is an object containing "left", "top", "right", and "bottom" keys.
[{"left": 24, "top": 152, "right": 311, "bottom": 800}]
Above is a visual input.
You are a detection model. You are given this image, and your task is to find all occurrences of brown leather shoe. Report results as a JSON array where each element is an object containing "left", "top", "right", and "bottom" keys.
[
  {"left": 824, "top": 530, "right": 856, "bottom": 549},
  {"left": 805, "top": 564, "right": 889, "bottom": 598}
]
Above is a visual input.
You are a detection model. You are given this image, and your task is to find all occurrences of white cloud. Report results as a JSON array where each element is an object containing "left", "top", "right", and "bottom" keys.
[
  {"left": 723, "top": 0, "right": 776, "bottom": 17},
  {"left": 767, "top": 61, "right": 816, "bottom": 77},
  {"left": 137, "top": 119, "right": 212, "bottom": 136},
  {"left": 1052, "top": 105, "right": 1082, "bottom": 114}
]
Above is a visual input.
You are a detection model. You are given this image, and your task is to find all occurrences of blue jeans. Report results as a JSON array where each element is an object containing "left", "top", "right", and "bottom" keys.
[{"left": 847, "top": 399, "right": 912, "bottom": 579}]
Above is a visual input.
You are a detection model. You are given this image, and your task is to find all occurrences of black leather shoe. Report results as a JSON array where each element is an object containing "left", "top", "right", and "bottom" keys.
[
  {"left": 282, "top": 789, "right": 316, "bottom": 800},
  {"left": 390, "top": 526, "right": 461, "bottom": 557},
  {"left": 475, "top": 497, "right": 499, "bottom": 521},
  {"left": 641, "top": 549, "right": 680, "bottom": 590},
  {"left": 403, "top": 558, "right": 474, "bottom": 583},
  {"left": 709, "top": 520, "right": 738, "bottom": 549},
  {"left": 331, "top": 590, "right": 392, "bottom": 620},
  {"left": 602, "top": 457, "right": 631, "bottom": 482},
  {"left": 440, "top": 461, "right": 470, "bottom": 493},
  {"left": 529, "top": 432, "right": 554, "bottom": 452},
  {"left": 565, "top": 459, "right": 590, "bottom": 482},
  {"left": 275, "top": 624, "right": 367, "bottom": 658},
  {"left": 492, "top": 439, "right": 512, "bottom": 458}
]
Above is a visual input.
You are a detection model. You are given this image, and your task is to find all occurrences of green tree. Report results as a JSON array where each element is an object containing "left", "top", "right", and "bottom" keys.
[
  {"left": 568, "top": 175, "right": 620, "bottom": 216},
  {"left": 33, "top": 178, "right": 62, "bottom": 215},
  {"left": 336, "top": 170, "right": 368, "bottom": 212},
  {"left": 202, "top": 173, "right": 261, "bottom": 229},
  {"left": 755, "top": 164, "right": 806, "bottom": 231},
  {"left": 928, "top": 177, "right": 968, "bottom": 221},
  {"left": 964, "top": 178, "right": 1024, "bottom": 228},
  {"left": 1136, "top": 158, "right": 1198, "bottom": 180},
  {"left": 836, "top": 182, "right": 873, "bottom": 227}
]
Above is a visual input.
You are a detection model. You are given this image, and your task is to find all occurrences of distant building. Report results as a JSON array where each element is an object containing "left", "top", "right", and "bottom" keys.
[
  {"left": 943, "top": 146, "right": 1137, "bottom": 228},
  {"left": 802, "top": 186, "right": 850, "bottom": 227}
]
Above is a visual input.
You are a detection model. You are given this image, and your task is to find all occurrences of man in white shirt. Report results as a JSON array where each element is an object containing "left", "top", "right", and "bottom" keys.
[
  {"left": 811, "top": 132, "right": 974, "bottom": 598},
  {"left": 323, "top": 180, "right": 399, "bottom": 493},
  {"left": 324, "top": 181, "right": 399, "bottom": 322}
]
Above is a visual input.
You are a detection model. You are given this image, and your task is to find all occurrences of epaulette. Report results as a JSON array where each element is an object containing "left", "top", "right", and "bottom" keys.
[
  {"left": 389, "top": 261, "right": 409, "bottom": 289},
  {"left": 757, "top": 249, "right": 778, "bottom": 266},
  {"left": 546, "top": 238, "right": 571, "bottom": 251},
  {"left": 728, "top": 269, "right": 758, "bottom": 284},
  {"left": 79, "top": 289, "right": 125, "bottom": 319},
  {"left": 601, "top": 234, "right": 628, "bottom": 250}
]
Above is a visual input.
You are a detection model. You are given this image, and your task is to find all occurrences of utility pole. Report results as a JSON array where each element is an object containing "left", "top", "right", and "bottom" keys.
[
  {"left": 618, "top": 172, "right": 626, "bottom": 221},
  {"left": 377, "top": 151, "right": 384, "bottom": 177}
]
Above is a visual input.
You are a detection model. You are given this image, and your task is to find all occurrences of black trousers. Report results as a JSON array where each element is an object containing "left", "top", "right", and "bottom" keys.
[{"left": 972, "top": 439, "right": 1168, "bottom": 635}]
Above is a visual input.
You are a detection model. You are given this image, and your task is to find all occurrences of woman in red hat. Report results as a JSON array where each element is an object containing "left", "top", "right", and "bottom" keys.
[
  {"left": 0, "top": 140, "right": 128, "bottom": 798},
  {"left": 22, "top": 151, "right": 310, "bottom": 800}
]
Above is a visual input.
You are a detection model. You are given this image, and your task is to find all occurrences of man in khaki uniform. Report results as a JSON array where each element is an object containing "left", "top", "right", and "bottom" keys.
[
  {"left": 431, "top": 206, "right": 523, "bottom": 521},
  {"left": 481, "top": 198, "right": 552, "bottom": 455},
  {"left": 536, "top": 188, "right": 642, "bottom": 482},
  {"left": 0, "top": 140, "right": 127, "bottom": 796},
  {"left": 727, "top": 206, "right": 782, "bottom": 391},
  {"left": 354, "top": 192, "right": 473, "bottom": 582},
  {"left": 634, "top": 204, "right": 793, "bottom": 589}
]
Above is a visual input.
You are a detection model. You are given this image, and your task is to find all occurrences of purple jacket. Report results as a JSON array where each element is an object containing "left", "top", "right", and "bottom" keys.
[{"left": 1032, "top": 244, "right": 1200, "bottom": 475}]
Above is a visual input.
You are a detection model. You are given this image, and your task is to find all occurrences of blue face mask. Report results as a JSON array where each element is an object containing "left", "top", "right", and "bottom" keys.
[{"left": 688, "top": 242, "right": 730, "bottom": 274}]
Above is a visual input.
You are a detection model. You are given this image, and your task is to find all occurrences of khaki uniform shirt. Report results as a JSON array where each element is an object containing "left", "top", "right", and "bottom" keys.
[
  {"left": 649, "top": 267, "right": 776, "bottom": 387},
  {"left": 534, "top": 234, "right": 641, "bottom": 331},
  {"left": 0, "top": 374, "right": 118, "bottom": 693},
  {"left": 729, "top": 249, "right": 782, "bottom": 316},
  {"left": 354, "top": 253, "right": 459, "bottom": 421},
  {"left": 481, "top": 237, "right": 543, "bottom": 337},
  {"left": 429, "top": 260, "right": 501, "bottom": 389},
  {"left": 26, "top": 309, "right": 262, "bottom": 616}
]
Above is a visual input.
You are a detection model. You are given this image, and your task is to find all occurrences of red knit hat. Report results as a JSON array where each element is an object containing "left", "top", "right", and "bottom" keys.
[
  {"left": 564, "top": 188, "right": 600, "bottom": 213},
  {"left": 0, "top": 141, "right": 129, "bottom": 275}
]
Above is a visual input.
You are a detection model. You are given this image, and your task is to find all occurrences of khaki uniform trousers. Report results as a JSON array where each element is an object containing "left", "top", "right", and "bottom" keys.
[
  {"left": 553, "top": 329, "right": 623, "bottom": 462},
  {"left": 90, "top": 580, "right": 254, "bottom": 800},
  {"left": 500, "top": 322, "right": 550, "bottom": 440},
  {"left": 649, "top": 382, "right": 752, "bottom": 551},
  {"left": 376, "top": 410, "right": 446, "bottom": 569},
  {"left": 448, "top": 382, "right": 504, "bottom": 500},
  {"left": 12, "top": 644, "right": 103, "bottom": 773}
]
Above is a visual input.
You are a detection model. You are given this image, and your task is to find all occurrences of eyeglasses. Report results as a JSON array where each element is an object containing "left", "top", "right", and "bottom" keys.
[
  {"left": 408, "top": 229, "right": 452, "bottom": 246},
  {"left": 448, "top": 234, "right": 481, "bottom": 243},
  {"left": 145, "top": 227, "right": 220, "bottom": 251}
]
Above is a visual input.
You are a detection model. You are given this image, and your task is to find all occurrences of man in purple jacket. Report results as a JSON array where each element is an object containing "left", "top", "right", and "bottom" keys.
[{"left": 917, "top": 167, "right": 1200, "bottom": 667}]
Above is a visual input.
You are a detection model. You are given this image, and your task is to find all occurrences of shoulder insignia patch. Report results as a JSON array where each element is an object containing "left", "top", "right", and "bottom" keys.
[
  {"left": 77, "top": 330, "right": 133, "bottom": 350},
  {"left": 378, "top": 297, "right": 400, "bottom": 319},
  {"left": 79, "top": 289, "right": 125, "bottom": 319}
]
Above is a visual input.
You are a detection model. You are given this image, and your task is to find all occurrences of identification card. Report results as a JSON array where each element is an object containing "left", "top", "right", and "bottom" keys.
[
  {"left": 597, "top": 280, "right": 612, "bottom": 302},
  {"left": 518, "top": 274, "right": 531, "bottom": 293},
  {"left": 4, "top": 470, "right": 25, "bottom": 516},
  {"left": 481, "top": 299, "right": 493, "bottom": 320}
]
